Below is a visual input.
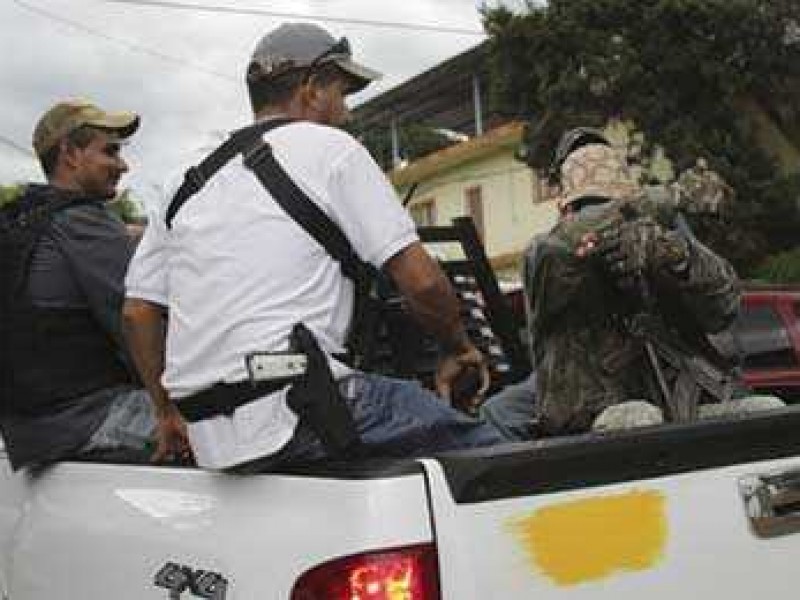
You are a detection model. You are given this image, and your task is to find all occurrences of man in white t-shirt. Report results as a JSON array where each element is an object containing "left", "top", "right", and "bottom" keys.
[{"left": 122, "top": 22, "right": 504, "bottom": 471}]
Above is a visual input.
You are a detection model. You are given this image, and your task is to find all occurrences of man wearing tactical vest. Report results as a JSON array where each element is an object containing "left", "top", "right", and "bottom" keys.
[{"left": 0, "top": 99, "right": 164, "bottom": 470}]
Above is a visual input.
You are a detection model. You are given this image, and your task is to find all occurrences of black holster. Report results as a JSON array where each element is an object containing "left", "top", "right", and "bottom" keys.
[{"left": 287, "top": 323, "right": 362, "bottom": 458}]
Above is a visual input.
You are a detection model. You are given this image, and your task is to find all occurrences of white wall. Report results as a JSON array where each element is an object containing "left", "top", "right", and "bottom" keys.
[{"left": 404, "top": 150, "right": 558, "bottom": 264}]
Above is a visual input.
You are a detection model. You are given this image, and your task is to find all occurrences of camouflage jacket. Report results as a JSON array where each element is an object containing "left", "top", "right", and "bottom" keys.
[{"left": 523, "top": 196, "right": 740, "bottom": 435}]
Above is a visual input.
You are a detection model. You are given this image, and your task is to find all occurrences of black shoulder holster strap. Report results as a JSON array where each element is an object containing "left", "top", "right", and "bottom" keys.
[
  {"left": 166, "top": 120, "right": 365, "bottom": 457},
  {"left": 165, "top": 119, "right": 289, "bottom": 229},
  {"left": 165, "top": 119, "right": 369, "bottom": 284}
]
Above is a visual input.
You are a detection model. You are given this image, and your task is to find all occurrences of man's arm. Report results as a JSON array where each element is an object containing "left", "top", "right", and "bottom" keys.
[
  {"left": 655, "top": 233, "right": 741, "bottom": 333},
  {"left": 327, "top": 139, "right": 488, "bottom": 406},
  {"left": 523, "top": 233, "right": 592, "bottom": 360},
  {"left": 122, "top": 297, "right": 189, "bottom": 461},
  {"left": 591, "top": 208, "right": 740, "bottom": 334},
  {"left": 647, "top": 168, "right": 739, "bottom": 331},
  {"left": 384, "top": 242, "right": 489, "bottom": 407}
]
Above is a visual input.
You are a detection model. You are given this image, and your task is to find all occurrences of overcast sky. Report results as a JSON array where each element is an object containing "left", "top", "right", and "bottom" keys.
[{"left": 0, "top": 0, "right": 526, "bottom": 205}]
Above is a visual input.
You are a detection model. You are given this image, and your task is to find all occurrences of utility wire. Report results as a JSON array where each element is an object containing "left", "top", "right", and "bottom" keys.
[
  {"left": 102, "top": 0, "right": 486, "bottom": 36},
  {"left": 0, "top": 134, "right": 35, "bottom": 158},
  {"left": 11, "top": 0, "right": 237, "bottom": 82}
]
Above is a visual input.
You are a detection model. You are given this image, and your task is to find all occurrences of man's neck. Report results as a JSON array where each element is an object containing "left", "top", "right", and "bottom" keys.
[
  {"left": 255, "top": 104, "right": 301, "bottom": 123},
  {"left": 255, "top": 95, "right": 316, "bottom": 123},
  {"left": 254, "top": 111, "right": 290, "bottom": 123},
  {"left": 47, "top": 174, "right": 84, "bottom": 195}
]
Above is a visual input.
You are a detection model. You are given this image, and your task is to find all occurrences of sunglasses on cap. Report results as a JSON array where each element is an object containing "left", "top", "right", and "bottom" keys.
[
  {"left": 247, "top": 37, "right": 352, "bottom": 84},
  {"left": 307, "top": 37, "right": 352, "bottom": 72},
  {"left": 302, "top": 37, "right": 362, "bottom": 92}
]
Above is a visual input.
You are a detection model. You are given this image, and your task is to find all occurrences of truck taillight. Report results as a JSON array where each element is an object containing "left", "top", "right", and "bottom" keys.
[{"left": 291, "top": 543, "right": 441, "bottom": 600}]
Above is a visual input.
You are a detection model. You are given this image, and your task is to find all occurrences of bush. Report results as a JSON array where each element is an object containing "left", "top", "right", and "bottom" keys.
[
  {"left": 751, "top": 248, "right": 800, "bottom": 283},
  {"left": 0, "top": 184, "right": 23, "bottom": 208}
]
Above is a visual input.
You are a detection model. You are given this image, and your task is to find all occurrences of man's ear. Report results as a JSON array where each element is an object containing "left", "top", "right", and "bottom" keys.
[
  {"left": 58, "top": 139, "right": 80, "bottom": 170},
  {"left": 299, "top": 76, "right": 321, "bottom": 105}
]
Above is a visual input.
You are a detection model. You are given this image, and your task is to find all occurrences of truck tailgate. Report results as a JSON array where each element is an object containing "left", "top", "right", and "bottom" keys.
[
  {"left": 421, "top": 406, "right": 800, "bottom": 599},
  {"left": 1, "top": 459, "right": 433, "bottom": 599}
]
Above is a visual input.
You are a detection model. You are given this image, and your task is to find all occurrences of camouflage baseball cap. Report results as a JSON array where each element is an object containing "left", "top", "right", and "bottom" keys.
[
  {"left": 549, "top": 127, "right": 610, "bottom": 182},
  {"left": 247, "top": 23, "right": 381, "bottom": 94},
  {"left": 32, "top": 99, "right": 140, "bottom": 157},
  {"left": 558, "top": 143, "right": 640, "bottom": 210}
]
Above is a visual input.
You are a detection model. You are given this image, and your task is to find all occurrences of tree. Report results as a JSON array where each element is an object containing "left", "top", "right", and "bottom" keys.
[
  {"left": 1, "top": 184, "right": 145, "bottom": 225},
  {"left": 107, "top": 188, "right": 144, "bottom": 224},
  {"left": 752, "top": 247, "right": 800, "bottom": 284},
  {"left": 348, "top": 123, "right": 457, "bottom": 172},
  {"left": 483, "top": 0, "right": 800, "bottom": 273},
  {"left": 0, "top": 184, "right": 23, "bottom": 208}
]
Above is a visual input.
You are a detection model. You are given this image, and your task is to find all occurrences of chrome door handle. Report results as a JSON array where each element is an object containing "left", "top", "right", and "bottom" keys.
[{"left": 740, "top": 468, "right": 800, "bottom": 538}]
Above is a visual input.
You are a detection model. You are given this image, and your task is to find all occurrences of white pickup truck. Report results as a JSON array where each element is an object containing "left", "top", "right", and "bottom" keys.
[
  {"left": 2, "top": 403, "right": 800, "bottom": 599},
  {"left": 4, "top": 217, "right": 798, "bottom": 599}
]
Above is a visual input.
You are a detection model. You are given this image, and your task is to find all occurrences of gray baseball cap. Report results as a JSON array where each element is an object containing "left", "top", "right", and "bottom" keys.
[{"left": 247, "top": 23, "right": 381, "bottom": 94}]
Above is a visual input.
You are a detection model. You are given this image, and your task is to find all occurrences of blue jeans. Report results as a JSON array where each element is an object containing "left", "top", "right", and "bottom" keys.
[
  {"left": 232, "top": 373, "right": 505, "bottom": 473},
  {"left": 479, "top": 373, "right": 537, "bottom": 442}
]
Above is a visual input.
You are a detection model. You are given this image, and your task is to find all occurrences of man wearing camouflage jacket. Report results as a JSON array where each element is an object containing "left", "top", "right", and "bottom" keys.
[
  {"left": 528, "top": 130, "right": 748, "bottom": 435},
  {"left": 483, "top": 128, "right": 765, "bottom": 438}
]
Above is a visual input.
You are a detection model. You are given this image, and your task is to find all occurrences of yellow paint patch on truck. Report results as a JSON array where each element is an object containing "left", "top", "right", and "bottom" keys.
[{"left": 509, "top": 490, "right": 667, "bottom": 586}]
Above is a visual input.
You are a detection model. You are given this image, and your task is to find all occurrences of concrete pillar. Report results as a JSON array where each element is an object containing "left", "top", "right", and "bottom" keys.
[
  {"left": 391, "top": 118, "right": 401, "bottom": 168},
  {"left": 473, "top": 74, "right": 484, "bottom": 137}
]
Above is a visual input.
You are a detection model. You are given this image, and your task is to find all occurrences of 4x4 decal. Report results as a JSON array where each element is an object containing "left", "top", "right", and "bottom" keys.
[{"left": 154, "top": 562, "right": 228, "bottom": 599}]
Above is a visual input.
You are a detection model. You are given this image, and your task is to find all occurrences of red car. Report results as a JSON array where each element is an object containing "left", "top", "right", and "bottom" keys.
[{"left": 735, "top": 285, "right": 800, "bottom": 401}]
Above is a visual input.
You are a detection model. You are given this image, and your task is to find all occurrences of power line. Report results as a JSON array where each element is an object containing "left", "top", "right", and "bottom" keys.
[
  {"left": 101, "top": 0, "right": 486, "bottom": 36},
  {"left": 0, "top": 134, "right": 35, "bottom": 158},
  {"left": 11, "top": 0, "right": 237, "bottom": 83}
]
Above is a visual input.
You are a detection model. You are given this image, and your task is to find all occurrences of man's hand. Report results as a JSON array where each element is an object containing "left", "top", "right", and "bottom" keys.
[
  {"left": 672, "top": 159, "right": 735, "bottom": 217},
  {"left": 386, "top": 241, "right": 490, "bottom": 413},
  {"left": 590, "top": 217, "right": 689, "bottom": 287},
  {"left": 122, "top": 298, "right": 192, "bottom": 462},
  {"left": 435, "top": 343, "right": 491, "bottom": 414},
  {"left": 152, "top": 404, "right": 192, "bottom": 463}
]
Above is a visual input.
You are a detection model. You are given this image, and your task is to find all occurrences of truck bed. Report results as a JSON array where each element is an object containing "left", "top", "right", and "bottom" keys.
[{"left": 3, "top": 405, "right": 800, "bottom": 598}]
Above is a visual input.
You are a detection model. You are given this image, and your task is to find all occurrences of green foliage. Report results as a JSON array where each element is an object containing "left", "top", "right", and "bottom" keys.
[
  {"left": 751, "top": 247, "right": 800, "bottom": 283},
  {"left": 483, "top": 0, "right": 800, "bottom": 272},
  {"left": 348, "top": 123, "right": 457, "bottom": 171},
  {"left": 1, "top": 185, "right": 145, "bottom": 224},
  {"left": 107, "top": 188, "right": 143, "bottom": 224},
  {"left": 0, "top": 184, "right": 24, "bottom": 208}
]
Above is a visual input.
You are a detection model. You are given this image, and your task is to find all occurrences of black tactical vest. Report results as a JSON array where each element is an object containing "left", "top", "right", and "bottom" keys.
[{"left": 0, "top": 185, "right": 131, "bottom": 416}]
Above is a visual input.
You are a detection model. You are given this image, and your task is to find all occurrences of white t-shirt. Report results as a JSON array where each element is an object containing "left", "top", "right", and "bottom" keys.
[{"left": 125, "top": 121, "right": 418, "bottom": 468}]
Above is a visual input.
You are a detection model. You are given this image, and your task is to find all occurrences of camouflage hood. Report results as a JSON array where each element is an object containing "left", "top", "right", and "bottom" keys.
[{"left": 558, "top": 144, "right": 640, "bottom": 211}]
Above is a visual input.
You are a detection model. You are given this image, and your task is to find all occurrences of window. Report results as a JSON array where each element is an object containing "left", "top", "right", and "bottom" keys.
[
  {"left": 734, "top": 305, "right": 797, "bottom": 370},
  {"left": 409, "top": 199, "right": 436, "bottom": 227},
  {"left": 465, "top": 186, "right": 484, "bottom": 241}
]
